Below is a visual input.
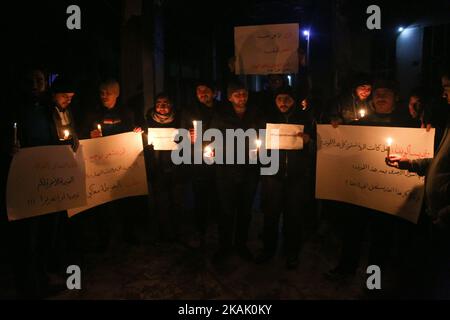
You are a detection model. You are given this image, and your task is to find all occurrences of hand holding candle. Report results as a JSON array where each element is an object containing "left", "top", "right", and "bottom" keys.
[
  {"left": 97, "top": 124, "right": 103, "bottom": 137},
  {"left": 13, "top": 122, "right": 18, "bottom": 146},
  {"left": 386, "top": 137, "right": 393, "bottom": 158},
  {"left": 359, "top": 109, "right": 366, "bottom": 119},
  {"left": 63, "top": 129, "right": 70, "bottom": 140}
]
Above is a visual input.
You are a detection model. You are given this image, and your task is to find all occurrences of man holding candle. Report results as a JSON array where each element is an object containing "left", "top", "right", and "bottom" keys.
[
  {"left": 325, "top": 79, "right": 415, "bottom": 286},
  {"left": 386, "top": 69, "right": 450, "bottom": 298},
  {"left": 82, "top": 79, "right": 135, "bottom": 139},
  {"left": 50, "top": 76, "right": 79, "bottom": 151},
  {"left": 255, "top": 86, "right": 315, "bottom": 269},
  {"left": 209, "top": 81, "right": 265, "bottom": 266},
  {"left": 181, "top": 80, "right": 221, "bottom": 249},
  {"left": 329, "top": 73, "right": 373, "bottom": 125}
]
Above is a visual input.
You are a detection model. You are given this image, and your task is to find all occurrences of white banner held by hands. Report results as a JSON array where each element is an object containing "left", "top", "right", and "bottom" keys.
[
  {"left": 265, "top": 123, "right": 304, "bottom": 150},
  {"left": 68, "top": 132, "right": 148, "bottom": 217},
  {"left": 316, "top": 125, "right": 435, "bottom": 223},
  {"left": 7, "top": 145, "right": 86, "bottom": 221},
  {"left": 148, "top": 128, "right": 179, "bottom": 151}
]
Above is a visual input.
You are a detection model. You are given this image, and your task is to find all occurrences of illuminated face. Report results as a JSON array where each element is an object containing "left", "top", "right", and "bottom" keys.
[
  {"left": 196, "top": 85, "right": 215, "bottom": 106},
  {"left": 275, "top": 94, "right": 295, "bottom": 113},
  {"left": 54, "top": 92, "right": 75, "bottom": 109},
  {"left": 30, "top": 70, "right": 47, "bottom": 96},
  {"left": 100, "top": 83, "right": 120, "bottom": 109},
  {"left": 442, "top": 76, "right": 450, "bottom": 104},
  {"left": 355, "top": 85, "right": 372, "bottom": 101},
  {"left": 373, "top": 88, "right": 395, "bottom": 114},
  {"left": 155, "top": 97, "right": 172, "bottom": 115},
  {"left": 228, "top": 89, "right": 248, "bottom": 109}
]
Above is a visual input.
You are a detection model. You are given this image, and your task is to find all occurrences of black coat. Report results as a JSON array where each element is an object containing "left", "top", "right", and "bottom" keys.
[
  {"left": 210, "top": 102, "right": 266, "bottom": 179},
  {"left": 81, "top": 103, "right": 135, "bottom": 139}
]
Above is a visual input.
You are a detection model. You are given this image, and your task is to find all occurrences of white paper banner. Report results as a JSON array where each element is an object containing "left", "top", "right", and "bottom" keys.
[
  {"left": 316, "top": 125, "right": 435, "bottom": 223},
  {"left": 148, "top": 128, "right": 179, "bottom": 151},
  {"left": 7, "top": 145, "right": 86, "bottom": 221},
  {"left": 265, "top": 123, "right": 304, "bottom": 150},
  {"left": 68, "top": 132, "right": 148, "bottom": 217},
  {"left": 235, "top": 23, "right": 299, "bottom": 75}
]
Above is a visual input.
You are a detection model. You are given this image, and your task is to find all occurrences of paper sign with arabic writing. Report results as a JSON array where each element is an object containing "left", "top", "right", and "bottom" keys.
[
  {"left": 316, "top": 125, "right": 435, "bottom": 223},
  {"left": 265, "top": 123, "right": 304, "bottom": 150},
  {"left": 234, "top": 23, "right": 299, "bottom": 75},
  {"left": 68, "top": 132, "right": 148, "bottom": 217},
  {"left": 7, "top": 145, "right": 87, "bottom": 221}
]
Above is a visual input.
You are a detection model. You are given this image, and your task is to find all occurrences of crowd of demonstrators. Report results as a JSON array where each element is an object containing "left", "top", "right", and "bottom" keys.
[{"left": 1, "top": 61, "right": 450, "bottom": 299}]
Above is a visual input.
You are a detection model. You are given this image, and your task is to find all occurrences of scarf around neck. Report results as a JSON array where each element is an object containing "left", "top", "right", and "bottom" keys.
[{"left": 150, "top": 108, "right": 175, "bottom": 124}]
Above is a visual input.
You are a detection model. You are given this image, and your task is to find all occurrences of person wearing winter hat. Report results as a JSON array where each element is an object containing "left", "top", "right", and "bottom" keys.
[{"left": 329, "top": 73, "right": 374, "bottom": 126}]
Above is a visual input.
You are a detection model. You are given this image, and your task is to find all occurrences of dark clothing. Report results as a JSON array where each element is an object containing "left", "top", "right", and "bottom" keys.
[
  {"left": 210, "top": 103, "right": 265, "bottom": 250},
  {"left": 260, "top": 107, "right": 315, "bottom": 259},
  {"left": 409, "top": 113, "right": 450, "bottom": 227},
  {"left": 329, "top": 93, "right": 374, "bottom": 124},
  {"left": 81, "top": 103, "right": 135, "bottom": 138},
  {"left": 15, "top": 94, "right": 57, "bottom": 148},
  {"left": 181, "top": 100, "right": 220, "bottom": 237},
  {"left": 358, "top": 111, "right": 414, "bottom": 128},
  {"left": 7, "top": 94, "right": 74, "bottom": 298},
  {"left": 333, "top": 109, "right": 417, "bottom": 275},
  {"left": 145, "top": 113, "right": 185, "bottom": 241}
]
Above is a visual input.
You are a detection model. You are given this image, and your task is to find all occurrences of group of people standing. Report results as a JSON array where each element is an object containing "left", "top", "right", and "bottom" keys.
[{"left": 0, "top": 65, "right": 449, "bottom": 299}]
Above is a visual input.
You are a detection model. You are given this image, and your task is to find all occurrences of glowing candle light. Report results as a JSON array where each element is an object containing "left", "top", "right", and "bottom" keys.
[
  {"left": 13, "top": 122, "right": 17, "bottom": 146},
  {"left": 64, "top": 129, "right": 70, "bottom": 140},
  {"left": 192, "top": 120, "right": 198, "bottom": 143},
  {"left": 359, "top": 109, "right": 366, "bottom": 119},
  {"left": 97, "top": 124, "right": 103, "bottom": 137},
  {"left": 386, "top": 137, "right": 393, "bottom": 157}
]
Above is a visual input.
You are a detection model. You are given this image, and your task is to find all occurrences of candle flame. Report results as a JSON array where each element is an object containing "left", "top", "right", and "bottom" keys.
[
  {"left": 359, "top": 109, "right": 366, "bottom": 118},
  {"left": 64, "top": 129, "right": 70, "bottom": 138},
  {"left": 387, "top": 137, "right": 393, "bottom": 146},
  {"left": 97, "top": 124, "right": 102, "bottom": 131}
]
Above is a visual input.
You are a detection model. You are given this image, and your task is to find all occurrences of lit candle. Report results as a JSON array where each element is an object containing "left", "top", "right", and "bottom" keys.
[
  {"left": 64, "top": 129, "right": 70, "bottom": 140},
  {"left": 192, "top": 120, "right": 198, "bottom": 143},
  {"left": 359, "top": 109, "right": 366, "bottom": 119},
  {"left": 386, "top": 137, "right": 393, "bottom": 157},
  {"left": 97, "top": 124, "right": 103, "bottom": 137},
  {"left": 13, "top": 122, "right": 17, "bottom": 146}
]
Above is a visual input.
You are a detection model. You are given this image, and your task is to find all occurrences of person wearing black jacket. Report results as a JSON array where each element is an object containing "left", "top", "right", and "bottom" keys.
[
  {"left": 80, "top": 79, "right": 140, "bottom": 251},
  {"left": 325, "top": 79, "right": 418, "bottom": 289},
  {"left": 145, "top": 93, "right": 185, "bottom": 242},
  {"left": 328, "top": 73, "right": 374, "bottom": 125},
  {"left": 82, "top": 79, "right": 135, "bottom": 139},
  {"left": 210, "top": 82, "right": 265, "bottom": 265},
  {"left": 386, "top": 70, "right": 450, "bottom": 298},
  {"left": 7, "top": 71, "right": 77, "bottom": 299},
  {"left": 255, "top": 86, "right": 315, "bottom": 269},
  {"left": 180, "top": 81, "right": 221, "bottom": 248}
]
